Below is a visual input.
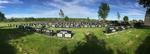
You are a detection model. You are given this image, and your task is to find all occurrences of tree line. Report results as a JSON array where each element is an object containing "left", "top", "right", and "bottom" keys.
[{"left": 0, "top": 17, "right": 97, "bottom": 22}]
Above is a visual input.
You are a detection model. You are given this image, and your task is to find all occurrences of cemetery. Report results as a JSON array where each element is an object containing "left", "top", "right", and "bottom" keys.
[
  {"left": 0, "top": 22, "right": 150, "bottom": 54},
  {"left": 16, "top": 24, "right": 73, "bottom": 38},
  {"left": 0, "top": 0, "right": 150, "bottom": 54}
]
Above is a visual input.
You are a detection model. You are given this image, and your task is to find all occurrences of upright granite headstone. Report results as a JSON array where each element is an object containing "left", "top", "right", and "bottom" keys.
[{"left": 144, "top": 9, "right": 150, "bottom": 26}]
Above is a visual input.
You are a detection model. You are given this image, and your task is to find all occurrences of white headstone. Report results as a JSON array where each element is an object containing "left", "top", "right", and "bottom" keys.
[
  {"left": 52, "top": 25, "right": 55, "bottom": 27},
  {"left": 65, "top": 34, "right": 71, "bottom": 38},
  {"left": 57, "top": 33, "right": 63, "bottom": 37}
]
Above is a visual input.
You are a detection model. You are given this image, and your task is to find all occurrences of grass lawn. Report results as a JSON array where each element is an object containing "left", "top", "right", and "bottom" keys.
[{"left": 0, "top": 22, "right": 150, "bottom": 54}]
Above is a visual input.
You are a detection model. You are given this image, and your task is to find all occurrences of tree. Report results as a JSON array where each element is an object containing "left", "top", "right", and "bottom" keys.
[
  {"left": 98, "top": 2, "right": 110, "bottom": 25},
  {"left": 9, "top": 18, "right": 15, "bottom": 22},
  {"left": 98, "top": 3, "right": 110, "bottom": 21},
  {"left": 87, "top": 17, "right": 90, "bottom": 21},
  {"left": 138, "top": 0, "right": 150, "bottom": 26},
  {"left": 123, "top": 16, "right": 129, "bottom": 22},
  {"left": 117, "top": 12, "right": 121, "bottom": 21},
  {"left": 64, "top": 16, "right": 69, "bottom": 21},
  {"left": 138, "top": 0, "right": 150, "bottom": 8},
  {"left": 59, "top": 9, "right": 65, "bottom": 18},
  {"left": 0, "top": 12, "right": 6, "bottom": 21}
]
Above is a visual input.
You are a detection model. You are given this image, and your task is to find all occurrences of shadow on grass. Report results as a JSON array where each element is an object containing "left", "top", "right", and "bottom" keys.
[
  {"left": 59, "top": 33, "right": 113, "bottom": 54},
  {"left": 0, "top": 28, "right": 34, "bottom": 54},
  {"left": 59, "top": 45, "right": 69, "bottom": 54},
  {"left": 136, "top": 34, "right": 150, "bottom": 54},
  {"left": 135, "top": 26, "right": 150, "bottom": 29},
  {"left": 0, "top": 26, "right": 9, "bottom": 28}
]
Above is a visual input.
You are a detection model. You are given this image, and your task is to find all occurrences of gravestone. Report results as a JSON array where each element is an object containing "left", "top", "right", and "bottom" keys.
[
  {"left": 144, "top": 9, "right": 150, "bottom": 26},
  {"left": 56, "top": 30, "right": 73, "bottom": 38},
  {"left": 51, "top": 24, "right": 56, "bottom": 28},
  {"left": 65, "top": 34, "right": 72, "bottom": 38},
  {"left": 91, "top": 25, "right": 96, "bottom": 27},
  {"left": 98, "top": 25, "right": 102, "bottom": 27},
  {"left": 57, "top": 33, "right": 63, "bottom": 37},
  {"left": 84, "top": 25, "right": 88, "bottom": 28},
  {"left": 35, "top": 28, "right": 41, "bottom": 32},
  {"left": 45, "top": 30, "right": 54, "bottom": 36}
]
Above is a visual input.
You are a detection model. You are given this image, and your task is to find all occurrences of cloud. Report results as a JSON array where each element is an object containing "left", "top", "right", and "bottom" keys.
[
  {"left": 0, "top": 0, "right": 23, "bottom": 9},
  {"left": 5, "top": 0, "right": 146, "bottom": 20},
  {"left": 0, "top": 0, "right": 10, "bottom": 9},
  {"left": 6, "top": 9, "right": 59, "bottom": 18},
  {"left": 109, "top": 0, "right": 145, "bottom": 20},
  {"left": 121, "top": 9, "right": 145, "bottom": 16},
  {"left": 0, "top": 6, "right": 5, "bottom": 9},
  {"left": 6, "top": 0, "right": 98, "bottom": 19},
  {"left": 0, "top": 0, "right": 10, "bottom": 4},
  {"left": 43, "top": 0, "right": 98, "bottom": 18},
  {"left": 0, "top": 0, "right": 23, "bottom": 4}
]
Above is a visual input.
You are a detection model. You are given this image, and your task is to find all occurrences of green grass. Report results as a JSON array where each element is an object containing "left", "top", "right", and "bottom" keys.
[
  {"left": 48, "top": 28, "right": 104, "bottom": 41},
  {"left": 0, "top": 22, "right": 150, "bottom": 54}
]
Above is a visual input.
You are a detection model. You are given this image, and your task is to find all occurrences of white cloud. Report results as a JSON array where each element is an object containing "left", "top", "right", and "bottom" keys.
[
  {"left": 0, "top": 0, "right": 10, "bottom": 9},
  {"left": 6, "top": 9, "right": 59, "bottom": 18},
  {"left": 6, "top": 0, "right": 98, "bottom": 19},
  {"left": 0, "top": 6, "right": 5, "bottom": 9},
  {"left": 5, "top": 0, "right": 145, "bottom": 20},
  {"left": 0, "top": 0, "right": 23, "bottom": 4},
  {"left": 0, "top": 0, "right": 23, "bottom": 9},
  {"left": 121, "top": 9, "right": 145, "bottom": 16},
  {"left": 45, "top": 0, "right": 97, "bottom": 18},
  {"left": 110, "top": 0, "right": 145, "bottom": 18},
  {"left": 12, "top": 0, "right": 23, "bottom": 4},
  {"left": 0, "top": 0, "right": 10, "bottom": 4}
]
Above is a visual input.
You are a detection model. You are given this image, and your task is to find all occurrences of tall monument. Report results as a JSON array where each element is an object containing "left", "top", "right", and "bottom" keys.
[{"left": 144, "top": 9, "right": 150, "bottom": 26}]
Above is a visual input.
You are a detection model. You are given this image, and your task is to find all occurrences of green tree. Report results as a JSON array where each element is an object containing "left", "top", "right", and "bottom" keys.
[
  {"left": 59, "top": 9, "right": 65, "bottom": 18},
  {"left": 0, "top": 12, "right": 6, "bottom": 21},
  {"left": 9, "top": 18, "right": 15, "bottom": 22},
  {"left": 64, "top": 16, "right": 69, "bottom": 21},
  {"left": 98, "top": 3, "right": 110, "bottom": 21},
  {"left": 98, "top": 2, "right": 110, "bottom": 25},
  {"left": 87, "top": 17, "right": 90, "bottom": 21},
  {"left": 138, "top": 0, "right": 150, "bottom": 8},
  {"left": 123, "top": 16, "right": 129, "bottom": 22}
]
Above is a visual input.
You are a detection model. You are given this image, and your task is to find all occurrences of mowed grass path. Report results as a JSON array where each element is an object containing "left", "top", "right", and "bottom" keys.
[{"left": 0, "top": 22, "right": 150, "bottom": 54}]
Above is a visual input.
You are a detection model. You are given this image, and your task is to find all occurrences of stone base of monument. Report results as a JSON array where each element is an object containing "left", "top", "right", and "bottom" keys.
[{"left": 144, "top": 9, "right": 150, "bottom": 26}]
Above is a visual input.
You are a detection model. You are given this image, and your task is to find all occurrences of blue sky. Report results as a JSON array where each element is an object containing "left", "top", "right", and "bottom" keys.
[{"left": 0, "top": 0, "right": 146, "bottom": 20}]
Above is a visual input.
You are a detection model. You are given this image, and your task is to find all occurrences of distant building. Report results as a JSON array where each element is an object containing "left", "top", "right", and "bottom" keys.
[{"left": 144, "top": 9, "right": 150, "bottom": 26}]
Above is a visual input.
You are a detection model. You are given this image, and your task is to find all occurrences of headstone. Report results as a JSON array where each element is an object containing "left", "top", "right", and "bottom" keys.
[
  {"left": 98, "top": 25, "right": 102, "bottom": 27},
  {"left": 35, "top": 28, "right": 41, "bottom": 32},
  {"left": 45, "top": 30, "right": 53, "bottom": 36},
  {"left": 57, "top": 33, "right": 63, "bottom": 37},
  {"left": 51, "top": 25, "right": 55, "bottom": 28},
  {"left": 84, "top": 25, "right": 88, "bottom": 28},
  {"left": 91, "top": 25, "right": 96, "bottom": 27},
  {"left": 65, "top": 34, "right": 72, "bottom": 38},
  {"left": 66, "top": 25, "right": 69, "bottom": 28},
  {"left": 121, "top": 26, "right": 125, "bottom": 30}
]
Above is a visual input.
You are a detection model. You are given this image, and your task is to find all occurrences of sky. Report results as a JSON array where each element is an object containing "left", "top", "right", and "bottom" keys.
[{"left": 0, "top": 0, "right": 146, "bottom": 20}]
